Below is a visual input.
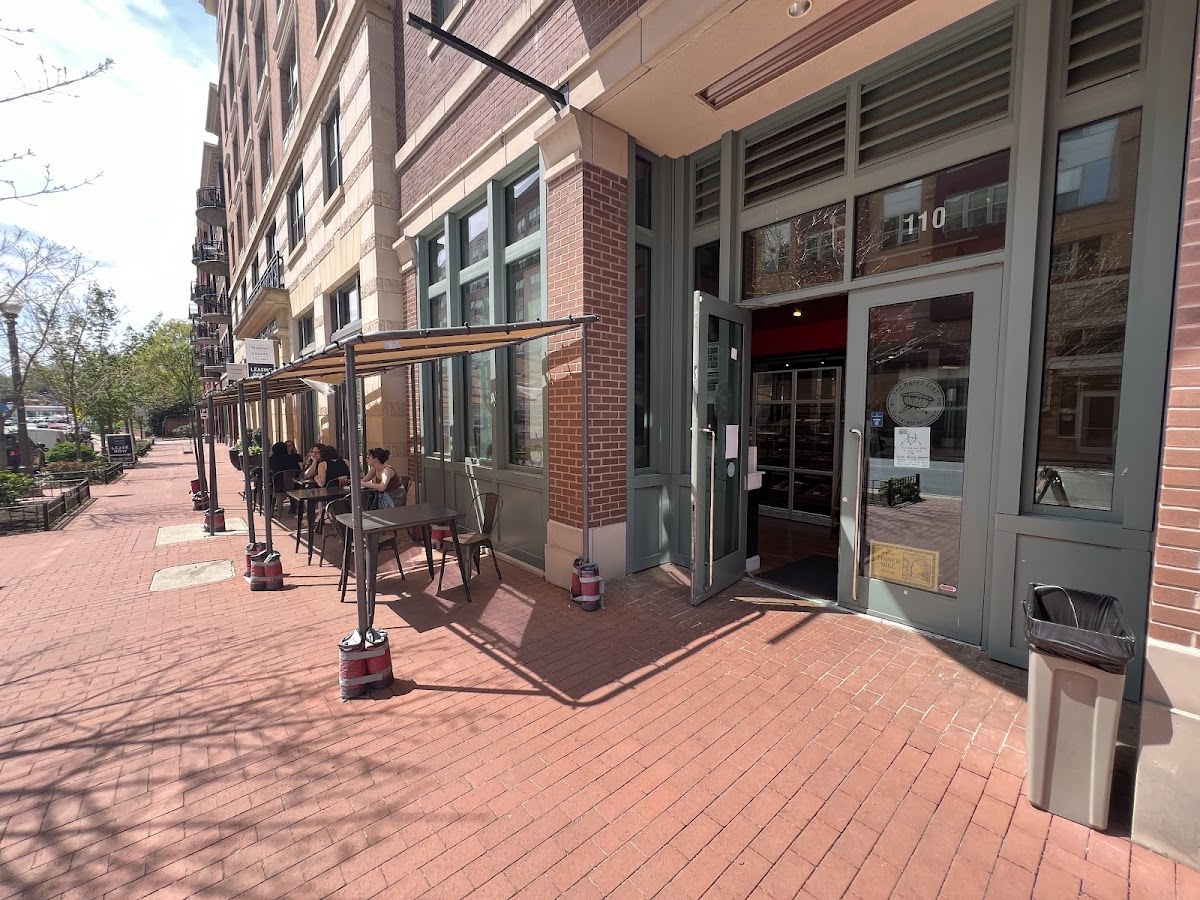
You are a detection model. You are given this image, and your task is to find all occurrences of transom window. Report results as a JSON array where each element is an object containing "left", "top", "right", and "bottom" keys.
[{"left": 420, "top": 165, "right": 545, "bottom": 468}]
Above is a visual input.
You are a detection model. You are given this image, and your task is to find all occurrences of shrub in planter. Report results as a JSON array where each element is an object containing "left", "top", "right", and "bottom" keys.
[
  {"left": 45, "top": 441, "right": 97, "bottom": 463},
  {"left": 0, "top": 472, "right": 34, "bottom": 506}
]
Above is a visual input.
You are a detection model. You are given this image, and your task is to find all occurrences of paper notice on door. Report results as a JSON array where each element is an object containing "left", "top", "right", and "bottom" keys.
[
  {"left": 894, "top": 427, "right": 931, "bottom": 468},
  {"left": 725, "top": 424, "right": 739, "bottom": 460}
]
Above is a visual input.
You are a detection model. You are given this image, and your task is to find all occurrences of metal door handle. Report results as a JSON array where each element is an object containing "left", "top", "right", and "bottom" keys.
[
  {"left": 703, "top": 427, "right": 716, "bottom": 589},
  {"left": 849, "top": 428, "right": 864, "bottom": 604}
]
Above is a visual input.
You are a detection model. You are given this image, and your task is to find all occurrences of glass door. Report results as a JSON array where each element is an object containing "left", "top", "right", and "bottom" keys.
[
  {"left": 691, "top": 291, "right": 751, "bottom": 605},
  {"left": 839, "top": 269, "right": 1001, "bottom": 644}
]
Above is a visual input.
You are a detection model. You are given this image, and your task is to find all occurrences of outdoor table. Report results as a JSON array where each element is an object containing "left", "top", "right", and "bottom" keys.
[
  {"left": 336, "top": 503, "right": 470, "bottom": 623},
  {"left": 288, "top": 485, "right": 349, "bottom": 565}
]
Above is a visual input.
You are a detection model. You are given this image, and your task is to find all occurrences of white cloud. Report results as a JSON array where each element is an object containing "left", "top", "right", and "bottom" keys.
[{"left": 0, "top": 0, "right": 216, "bottom": 329}]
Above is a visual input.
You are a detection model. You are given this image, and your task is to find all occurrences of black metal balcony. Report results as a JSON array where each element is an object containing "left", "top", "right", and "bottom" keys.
[
  {"left": 191, "top": 322, "right": 219, "bottom": 345},
  {"left": 247, "top": 252, "right": 285, "bottom": 309},
  {"left": 196, "top": 186, "right": 226, "bottom": 227},
  {"left": 192, "top": 282, "right": 232, "bottom": 322},
  {"left": 200, "top": 345, "right": 232, "bottom": 375},
  {"left": 192, "top": 239, "right": 228, "bottom": 275}
]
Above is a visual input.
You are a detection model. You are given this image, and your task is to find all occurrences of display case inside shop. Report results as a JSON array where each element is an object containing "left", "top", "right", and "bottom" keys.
[{"left": 751, "top": 366, "right": 842, "bottom": 525}]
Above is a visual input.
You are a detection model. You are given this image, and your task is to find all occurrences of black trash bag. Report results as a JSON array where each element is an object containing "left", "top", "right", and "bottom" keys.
[{"left": 1023, "top": 584, "right": 1136, "bottom": 675}]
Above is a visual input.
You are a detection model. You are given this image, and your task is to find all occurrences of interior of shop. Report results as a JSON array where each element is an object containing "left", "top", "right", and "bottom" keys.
[{"left": 749, "top": 294, "right": 847, "bottom": 600}]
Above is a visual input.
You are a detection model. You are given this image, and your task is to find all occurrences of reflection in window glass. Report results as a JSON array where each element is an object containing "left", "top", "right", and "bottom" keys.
[
  {"left": 694, "top": 241, "right": 720, "bottom": 297},
  {"left": 460, "top": 205, "right": 488, "bottom": 266},
  {"left": 508, "top": 253, "right": 544, "bottom": 468},
  {"left": 462, "top": 275, "right": 492, "bottom": 459},
  {"left": 861, "top": 296, "right": 973, "bottom": 594},
  {"left": 854, "top": 150, "right": 1010, "bottom": 277},
  {"left": 506, "top": 171, "right": 541, "bottom": 243},
  {"left": 429, "top": 292, "right": 452, "bottom": 457},
  {"left": 633, "top": 245, "right": 651, "bottom": 469},
  {"left": 429, "top": 232, "right": 447, "bottom": 283},
  {"left": 635, "top": 157, "right": 652, "bottom": 229},
  {"left": 742, "top": 203, "right": 845, "bottom": 300},
  {"left": 1034, "top": 110, "right": 1141, "bottom": 511}
]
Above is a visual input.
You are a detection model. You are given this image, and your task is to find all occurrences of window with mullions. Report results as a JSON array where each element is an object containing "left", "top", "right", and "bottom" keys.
[
  {"left": 420, "top": 166, "right": 545, "bottom": 468},
  {"left": 329, "top": 274, "right": 359, "bottom": 334},
  {"left": 323, "top": 99, "right": 342, "bottom": 197}
]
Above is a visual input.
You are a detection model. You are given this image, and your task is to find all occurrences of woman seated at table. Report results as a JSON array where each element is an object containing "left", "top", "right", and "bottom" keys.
[
  {"left": 284, "top": 440, "right": 304, "bottom": 473},
  {"left": 309, "top": 444, "right": 350, "bottom": 488},
  {"left": 361, "top": 447, "right": 407, "bottom": 509}
]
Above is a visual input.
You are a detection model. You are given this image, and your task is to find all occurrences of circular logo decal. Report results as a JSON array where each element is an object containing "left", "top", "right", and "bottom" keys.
[{"left": 886, "top": 377, "right": 946, "bottom": 428}]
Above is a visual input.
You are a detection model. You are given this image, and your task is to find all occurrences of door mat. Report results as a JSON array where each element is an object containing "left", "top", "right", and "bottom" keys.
[{"left": 759, "top": 555, "right": 838, "bottom": 600}]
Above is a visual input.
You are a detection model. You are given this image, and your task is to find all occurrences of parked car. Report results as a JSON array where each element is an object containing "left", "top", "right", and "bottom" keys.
[{"left": 4, "top": 433, "right": 45, "bottom": 471}]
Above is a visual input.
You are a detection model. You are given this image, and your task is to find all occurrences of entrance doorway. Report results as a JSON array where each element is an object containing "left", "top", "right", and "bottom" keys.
[
  {"left": 749, "top": 295, "right": 847, "bottom": 601},
  {"left": 839, "top": 268, "right": 1001, "bottom": 644}
]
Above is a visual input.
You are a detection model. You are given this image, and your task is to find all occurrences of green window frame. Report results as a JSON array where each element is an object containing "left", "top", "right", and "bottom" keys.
[{"left": 418, "top": 163, "right": 545, "bottom": 469}]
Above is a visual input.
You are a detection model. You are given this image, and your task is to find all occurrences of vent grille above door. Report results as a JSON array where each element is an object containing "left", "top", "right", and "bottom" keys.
[
  {"left": 858, "top": 20, "right": 1013, "bottom": 167},
  {"left": 743, "top": 101, "right": 847, "bottom": 208},
  {"left": 1066, "top": 0, "right": 1145, "bottom": 94},
  {"left": 694, "top": 157, "right": 721, "bottom": 226}
]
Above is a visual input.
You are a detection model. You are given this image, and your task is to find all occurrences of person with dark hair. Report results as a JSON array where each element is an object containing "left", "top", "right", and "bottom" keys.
[
  {"left": 361, "top": 447, "right": 407, "bottom": 508},
  {"left": 314, "top": 444, "right": 350, "bottom": 487},
  {"left": 284, "top": 439, "right": 304, "bottom": 473}
]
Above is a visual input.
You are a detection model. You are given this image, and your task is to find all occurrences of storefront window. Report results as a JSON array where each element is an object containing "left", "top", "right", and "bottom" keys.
[
  {"left": 854, "top": 150, "right": 1010, "bottom": 277},
  {"left": 462, "top": 275, "right": 492, "bottom": 460},
  {"left": 743, "top": 203, "right": 844, "bottom": 300},
  {"left": 1033, "top": 110, "right": 1141, "bottom": 511},
  {"left": 633, "top": 245, "right": 651, "bottom": 469},
  {"left": 508, "top": 252, "right": 544, "bottom": 468},
  {"left": 419, "top": 165, "right": 545, "bottom": 469}
]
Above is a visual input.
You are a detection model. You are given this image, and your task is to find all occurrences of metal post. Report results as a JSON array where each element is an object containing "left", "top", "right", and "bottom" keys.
[
  {"left": 237, "top": 380, "right": 256, "bottom": 544},
  {"left": 260, "top": 379, "right": 273, "bottom": 553},
  {"left": 207, "top": 394, "right": 219, "bottom": 527},
  {"left": 194, "top": 408, "right": 206, "bottom": 491},
  {"left": 344, "top": 346, "right": 369, "bottom": 639},
  {"left": 580, "top": 322, "right": 590, "bottom": 563}
]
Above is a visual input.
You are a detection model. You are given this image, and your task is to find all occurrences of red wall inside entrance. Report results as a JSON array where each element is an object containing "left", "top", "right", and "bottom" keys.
[{"left": 751, "top": 294, "right": 848, "bottom": 357}]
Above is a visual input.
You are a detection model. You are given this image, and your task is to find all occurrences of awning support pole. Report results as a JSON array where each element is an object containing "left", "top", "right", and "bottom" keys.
[
  {"left": 194, "top": 407, "right": 206, "bottom": 491},
  {"left": 260, "top": 379, "right": 273, "bottom": 553},
  {"left": 437, "top": 358, "right": 447, "bottom": 506},
  {"left": 344, "top": 346, "right": 369, "bottom": 639},
  {"left": 237, "top": 380, "right": 256, "bottom": 544},
  {"left": 207, "top": 394, "right": 219, "bottom": 527},
  {"left": 580, "top": 321, "right": 590, "bottom": 563}
]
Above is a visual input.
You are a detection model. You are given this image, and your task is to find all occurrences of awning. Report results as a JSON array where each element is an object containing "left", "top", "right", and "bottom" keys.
[{"left": 207, "top": 316, "right": 597, "bottom": 406}]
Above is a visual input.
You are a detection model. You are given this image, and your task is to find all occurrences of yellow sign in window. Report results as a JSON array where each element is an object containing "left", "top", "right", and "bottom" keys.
[{"left": 868, "top": 541, "right": 939, "bottom": 592}]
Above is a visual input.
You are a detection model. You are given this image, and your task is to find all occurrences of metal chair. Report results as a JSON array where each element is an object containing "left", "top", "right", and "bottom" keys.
[
  {"left": 438, "top": 492, "right": 503, "bottom": 591},
  {"left": 268, "top": 468, "right": 302, "bottom": 516},
  {"left": 322, "top": 496, "right": 404, "bottom": 602}
]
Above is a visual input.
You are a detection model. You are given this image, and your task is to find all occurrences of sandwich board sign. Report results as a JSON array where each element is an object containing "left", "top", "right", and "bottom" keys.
[
  {"left": 106, "top": 433, "right": 136, "bottom": 466},
  {"left": 244, "top": 339, "right": 278, "bottom": 377}
]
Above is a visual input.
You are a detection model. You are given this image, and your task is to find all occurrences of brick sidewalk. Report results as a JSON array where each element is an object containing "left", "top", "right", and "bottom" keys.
[{"left": 0, "top": 441, "right": 1195, "bottom": 899}]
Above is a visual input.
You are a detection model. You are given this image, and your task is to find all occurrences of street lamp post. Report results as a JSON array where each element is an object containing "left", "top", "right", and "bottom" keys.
[{"left": 1, "top": 301, "right": 30, "bottom": 473}]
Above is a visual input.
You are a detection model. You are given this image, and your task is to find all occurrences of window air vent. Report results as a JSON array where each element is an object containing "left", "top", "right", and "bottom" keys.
[
  {"left": 857, "top": 20, "right": 1013, "bottom": 167},
  {"left": 1066, "top": 0, "right": 1145, "bottom": 94},
  {"left": 694, "top": 157, "right": 721, "bottom": 226},
  {"left": 743, "top": 101, "right": 847, "bottom": 208}
]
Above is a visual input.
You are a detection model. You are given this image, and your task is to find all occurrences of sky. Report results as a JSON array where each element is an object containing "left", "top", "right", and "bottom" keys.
[{"left": 1, "top": 0, "right": 217, "bottom": 329}]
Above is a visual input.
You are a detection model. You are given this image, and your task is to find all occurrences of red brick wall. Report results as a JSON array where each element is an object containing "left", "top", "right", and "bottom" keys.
[
  {"left": 1151, "top": 48, "right": 1200, "bottom": 649},
  {"left": 545, "top": 162, "right": 628, "bottom": 529},
  {"left": 395, "top": 0, "right": 641, "bottom": 206}
]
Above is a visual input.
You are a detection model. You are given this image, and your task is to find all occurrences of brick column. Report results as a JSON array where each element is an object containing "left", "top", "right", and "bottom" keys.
[
  {"left": 538, "top": 109, "right": 629, "bottom": 588},
  {"left": 1135, "top": 24, "right": 1200, "bottom": 868}
]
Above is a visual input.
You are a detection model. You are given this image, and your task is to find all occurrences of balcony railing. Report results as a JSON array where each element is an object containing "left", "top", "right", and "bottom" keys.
[
  {"left": 192, "top": 239, "right": 228, "bottom": 273},
  {"left": 247, "top": 252, "right": 285, "bottom": 309},
  {"left": 195, "top": 186, "right": 226, "bottom": 227},
  {"left": 192, "top": 282, "right": 232, "bottom": 321}
]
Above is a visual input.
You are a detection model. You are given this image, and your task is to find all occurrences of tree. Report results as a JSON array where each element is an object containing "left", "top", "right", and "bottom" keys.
[
  {"left": 35, "top": 285, "right": 122, "bottom": 459},
  {"left": 0, "top": 227, "right": 94, "bottom": 435},
  {"left": 0, "top": 20, "right": 113, "bottom": 203},
  {"left": 132, "top": 319, "right": 202, "bottom": 415}
]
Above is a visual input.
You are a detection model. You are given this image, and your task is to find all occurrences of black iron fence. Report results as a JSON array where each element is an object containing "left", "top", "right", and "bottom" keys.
[
  {"left": 196, "top": 185, "right": 224, "bottom": 211},
  {"left": 192, "top": 240, "right": 227, "bottom": 266},
  {"left": 248, "top": 252, "right": 284, "bottom": 307},
  {"left": 38, "top": 463, "right": 124, "bottom": 485},
  {"left": 0, "top": 478, "right": 91, "bottom": 533}
]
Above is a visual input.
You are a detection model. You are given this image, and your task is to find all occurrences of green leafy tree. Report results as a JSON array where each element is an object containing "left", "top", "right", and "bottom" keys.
[{"left": 131, "top": 319, "right": 200, "bottom": 414}]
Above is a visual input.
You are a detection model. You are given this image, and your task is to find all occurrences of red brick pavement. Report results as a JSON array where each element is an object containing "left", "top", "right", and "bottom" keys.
[{"left": 0, "top": 441, "right": 1196, "bottom": 899}]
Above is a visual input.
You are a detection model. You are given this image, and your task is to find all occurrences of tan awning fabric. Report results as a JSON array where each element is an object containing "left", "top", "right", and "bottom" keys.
[{"left": 206, "top": 316, "right": 597, "bottom": 406}]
